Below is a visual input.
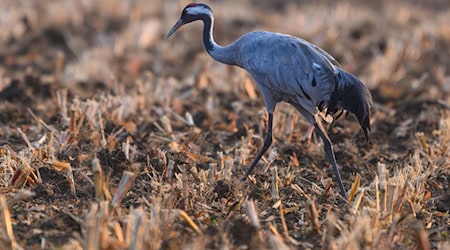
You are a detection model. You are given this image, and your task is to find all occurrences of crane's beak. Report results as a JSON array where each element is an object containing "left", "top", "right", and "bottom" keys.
[{"left": 164, "top": 19, "right": 184, "bottom": 39}]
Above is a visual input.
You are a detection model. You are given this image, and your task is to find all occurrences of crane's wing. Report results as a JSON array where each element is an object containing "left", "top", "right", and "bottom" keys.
[
  {"left": 309, "top": 43, "right": 341, "bottom": 67},
  {"left": 237, "top": 31, "right": 371, "bottom": 138},
  {"left": 238, "top": 32, "right": 337, "bottom": 112}
]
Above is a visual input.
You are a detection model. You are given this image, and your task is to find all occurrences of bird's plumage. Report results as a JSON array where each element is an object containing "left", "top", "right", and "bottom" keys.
[
  {"left": 233, "top": 32, "right": 338, "bottom": 114},
  {"left": 227, "top": 31, "right": 371, "bottom": 133},
  {"left": 331, "top": 68, "right": 372, "bottom": 139},
  {"left": 165, "top": 3, "right": 372, "bottom": 200}
]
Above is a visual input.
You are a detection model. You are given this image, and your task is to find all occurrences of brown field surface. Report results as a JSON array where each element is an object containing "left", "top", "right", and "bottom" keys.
[{"left": 0, "top": 0, "right": 449, "bottom": 249}]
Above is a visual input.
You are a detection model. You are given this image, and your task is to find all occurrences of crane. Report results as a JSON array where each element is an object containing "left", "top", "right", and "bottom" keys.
[{"left": 165, "top": 3, "right": 372, "bottom": 200}]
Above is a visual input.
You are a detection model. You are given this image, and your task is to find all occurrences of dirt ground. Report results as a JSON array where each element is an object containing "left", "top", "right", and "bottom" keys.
[{"left": 0, "top": 0, "right": 449, "bottom": 249}]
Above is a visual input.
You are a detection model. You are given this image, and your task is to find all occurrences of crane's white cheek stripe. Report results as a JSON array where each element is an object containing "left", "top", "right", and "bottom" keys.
[{"left": 186, "top": 6, "right": 211, "bottom": 16}]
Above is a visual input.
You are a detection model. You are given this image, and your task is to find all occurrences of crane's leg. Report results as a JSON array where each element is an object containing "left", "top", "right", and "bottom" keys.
[
  {"left": 242, "top": 112, "right": 273, "bottom": 180},
  {"left": 313, "top": 120, "right": 348, "bottom": 200}
]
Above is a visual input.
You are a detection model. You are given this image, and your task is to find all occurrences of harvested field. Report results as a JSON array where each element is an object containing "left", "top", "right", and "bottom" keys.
[{"left": 0, "top": 0, "right": 449, "bottom": 249}]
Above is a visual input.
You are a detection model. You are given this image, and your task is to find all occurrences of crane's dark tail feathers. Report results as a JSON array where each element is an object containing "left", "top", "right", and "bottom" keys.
[{"left": 329, "top": 68, "right": 372, "bottom": 141}]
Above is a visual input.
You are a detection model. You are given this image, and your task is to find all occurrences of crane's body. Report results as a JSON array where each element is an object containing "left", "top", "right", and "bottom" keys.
[
  {"left": 232, "top": 32, "right": 342, "bottom": 117},
  {"left": 165, "top": 3, "right": 372, "bottom": 200}
]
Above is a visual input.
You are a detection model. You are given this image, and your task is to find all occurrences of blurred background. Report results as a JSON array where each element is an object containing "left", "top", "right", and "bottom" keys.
[{"left": 0, "top": 0, "right": 449, "bottom": 100}]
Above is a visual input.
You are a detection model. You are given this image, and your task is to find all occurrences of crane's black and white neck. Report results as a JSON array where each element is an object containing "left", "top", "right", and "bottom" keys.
[{"left": 165, "top": 3, "right": 237, "bottom": 65}]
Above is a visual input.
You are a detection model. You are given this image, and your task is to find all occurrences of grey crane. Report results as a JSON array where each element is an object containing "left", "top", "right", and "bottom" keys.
[{"left": 165, "top": 3, "right": 372, "bottom": 200}]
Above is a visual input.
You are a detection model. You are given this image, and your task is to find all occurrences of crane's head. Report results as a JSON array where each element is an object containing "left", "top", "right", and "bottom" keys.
[{"left": 165, "top": 3, "right": 213, "bottom": 39}]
